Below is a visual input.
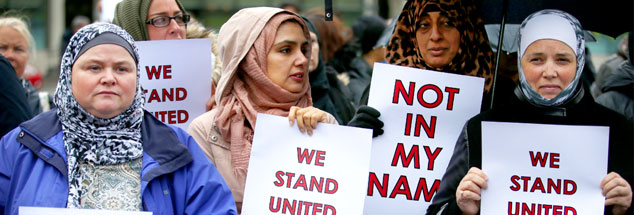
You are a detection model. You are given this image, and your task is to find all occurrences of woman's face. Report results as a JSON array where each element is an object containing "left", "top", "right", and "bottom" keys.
[
  {"left": 146, "top": 0, "right": 186, "bottom": 40},
  {"left": 308, "top": 31, "right": 320, "bottom": 72},
  {"left": 266, "top": 21, "right": 309, "bottom": 93},
  {"left": 71, "top": 44, "right": 137, "bottom": 119},
  {"left": 415, "top": 12, "right": 460, "bottom": 68},
  {"left": 0, "top": 26, "right": 29, "bottom": 78},
  {"left": 521, "top": 39, "right": 577, "bottom": 99}
]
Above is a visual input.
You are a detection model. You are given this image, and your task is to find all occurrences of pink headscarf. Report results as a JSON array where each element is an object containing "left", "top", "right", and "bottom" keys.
[{"left": 215, "top": 9, "right": 312, "bottom": 175}]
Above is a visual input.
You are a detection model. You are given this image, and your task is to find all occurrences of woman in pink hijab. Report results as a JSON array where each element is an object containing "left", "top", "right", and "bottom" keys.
[{"left": 187, "top": 7, "right": 337, "bottom": 212}]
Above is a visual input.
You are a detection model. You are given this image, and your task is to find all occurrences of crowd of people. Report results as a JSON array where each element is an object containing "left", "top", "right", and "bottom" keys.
[{"left": 0, "top": 0, "right": 632, "bottom": 214}]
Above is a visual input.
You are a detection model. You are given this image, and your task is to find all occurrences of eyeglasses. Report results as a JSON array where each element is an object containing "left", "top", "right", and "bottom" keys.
[{"left": 145, "top": 14, "right": 191, "bottom": 28}]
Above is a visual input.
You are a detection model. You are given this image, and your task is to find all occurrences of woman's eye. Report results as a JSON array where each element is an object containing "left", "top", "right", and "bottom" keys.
[
  {"left": 153, "top": 17, "right": 167, "bottom": 25},
  {"left": 302, "top": 47, "right": 309, "bottom": 56},
  {"left": 280, "top": 47, "right": 290, "bottom": 53},
  {"left": 557, "top": 58, "right": 571, "bottom": 63},
  {"left": 89, "top": 65, "right": 101, "bottom": 71}
]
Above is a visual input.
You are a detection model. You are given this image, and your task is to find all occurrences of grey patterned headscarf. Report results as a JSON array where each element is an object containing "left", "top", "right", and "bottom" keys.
[
  {"left": 54, "top": 23, "right": 144, "bottom": 208},
  {"left": 517, "top": 9, "right": 585, "bottom": 107}
]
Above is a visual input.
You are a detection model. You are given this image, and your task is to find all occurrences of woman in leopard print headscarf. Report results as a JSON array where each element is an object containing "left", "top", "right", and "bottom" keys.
[
  {"left": 348, "top": 0, "right": 495, "bottom": 137},
  {"left": 386, "top": 0, "right": 494, "bottom": 93}
]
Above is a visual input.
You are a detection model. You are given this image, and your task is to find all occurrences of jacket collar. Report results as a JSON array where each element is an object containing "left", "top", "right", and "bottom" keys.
[
  {"left": 21, "top": 110, "right": 61, "bottom": 142},
  {"left": 18, "top": 110, "right": 67, "bottom": 177},
  {"left": 17, "top": 109, "right": 193, "bottom": 181},
  {"left": 140, "top": 110, "right": 193, "bottom": 181}
]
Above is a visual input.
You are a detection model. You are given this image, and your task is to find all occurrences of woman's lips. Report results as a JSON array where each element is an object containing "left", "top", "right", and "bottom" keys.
[
  {"left": 97, "top": 91, "right": 117, "bottom": 96},
  {"left": 539, "top": 85, "right": 562, "bottom": 93},
  {"left": 428, "top": 47, "right": 446, "bottom": 56},
  {"left": 290, "top": 72, "right": 305, "bottom": 82}
]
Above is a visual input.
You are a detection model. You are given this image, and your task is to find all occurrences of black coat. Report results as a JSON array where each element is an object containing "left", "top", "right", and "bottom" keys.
[
  {"left": 427, "top": 87, "right": 634, "bottom": 215},
  {"left": 0, "top": 54, "right": 32, "bottom": 136},
  {"left": 596, "top": 61, "right": 634, "bottom": 121},
  {"left": 310, "top": 64, "right": 356, "bottom": 125},
  {"left": 347, "top": 57, "right": 373, "bottom": 106}
]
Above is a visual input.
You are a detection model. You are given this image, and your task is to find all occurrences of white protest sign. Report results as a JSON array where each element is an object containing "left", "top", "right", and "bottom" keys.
[
  {"left": 364, "top": 63, "right": 484, "bottom": 214},
  {"left": 481, "top": 121, "right": 609, "bottom": 215},
  {"left": 137, "top": 38, "right": 212, "bottom": 129},
  {"left": 242, "top": 113, "right": 373, "bottom": 215},
  {"left": 20, "top": 206, "right": 152, "bottom": 215}
]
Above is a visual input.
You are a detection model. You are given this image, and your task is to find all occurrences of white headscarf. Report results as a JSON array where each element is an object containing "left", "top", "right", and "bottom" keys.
[{"left": 517, "top": 9, "right": 586, "bottom": 106}]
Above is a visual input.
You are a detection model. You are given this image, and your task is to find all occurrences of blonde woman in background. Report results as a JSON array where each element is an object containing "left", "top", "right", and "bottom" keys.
[
  {"left": 0, "top": 15, "right": 55, "bottom": 115},
  {"left": 186, "top": 17, "right": 223, "bottom": 110}
]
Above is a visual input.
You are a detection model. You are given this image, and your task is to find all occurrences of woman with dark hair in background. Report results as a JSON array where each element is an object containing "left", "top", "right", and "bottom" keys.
[
  {"left": 302, "top": 16, "right": 356, "bottom": 124},
  {"left": 348, "top": 15, "right": 387, "bottom": 106}
]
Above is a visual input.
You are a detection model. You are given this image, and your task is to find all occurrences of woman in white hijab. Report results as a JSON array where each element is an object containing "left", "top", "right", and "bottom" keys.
[{"left": 427, "top": 9, "right": 633, "bottom": 215}]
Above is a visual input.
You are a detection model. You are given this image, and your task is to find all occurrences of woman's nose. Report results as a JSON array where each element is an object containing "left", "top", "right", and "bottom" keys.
[
  {"left": 542, "top": 61, "right": 558, "bottom": 79},
  {"left": 100, "top": 69, "right": 116, "bottom": 85},
  {"left": 167, "top": 19, "right": 184, "bottom": 38},
  {"left": 429, "top": 23, "right": 442, "bottom": 41},
  {"left": 296, "top": 52, "right": 308, "bottom": 66}
]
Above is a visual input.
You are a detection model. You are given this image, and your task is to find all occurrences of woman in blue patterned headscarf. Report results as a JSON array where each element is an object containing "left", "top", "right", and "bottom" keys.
[
  {"left": 55, "top": 21, "right": 145, "bottom": 209},
  {"left": 0, "top": 22, "right": 237, "bottom": 214},
  {"left": 427, "top": 10, "right": 633, "bottom": 215}
]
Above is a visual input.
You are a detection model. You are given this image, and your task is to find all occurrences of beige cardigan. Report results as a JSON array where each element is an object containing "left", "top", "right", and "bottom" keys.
[
  {"left": 187, "top": 109, "right": 244, "bottom": 211},
  {"left": 187, "top": 109, "right": 337, "bottom": 212},
  {"left": 189, "top": 7, "right": 339, "bottom": 212}
]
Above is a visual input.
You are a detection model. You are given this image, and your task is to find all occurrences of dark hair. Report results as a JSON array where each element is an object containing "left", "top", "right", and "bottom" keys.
[
  {"left": 352, "top": 15, "right": 386, "bottom": 54},
  {"left": 303, "top": 13, "right": 351, "bottom": 62}
]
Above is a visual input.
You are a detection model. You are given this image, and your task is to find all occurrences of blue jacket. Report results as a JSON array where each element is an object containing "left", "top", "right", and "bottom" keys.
[{"left": 0, "top": 110, "right": 238, "bottom": 215}]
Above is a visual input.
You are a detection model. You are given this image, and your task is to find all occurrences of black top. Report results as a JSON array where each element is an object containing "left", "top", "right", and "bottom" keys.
[
  {"left": 0, "top": 54, "right": 32, "bottom": 136},
  {"left": 427, "top": 87, "right": 634, "bottom": 215}
]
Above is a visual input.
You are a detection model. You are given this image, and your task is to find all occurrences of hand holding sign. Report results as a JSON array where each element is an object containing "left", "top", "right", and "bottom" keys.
[
  {"left": 242, "top": 113, "right": 372, "bottom": 215},
  {"left": 363, "top": 63, "right": 484, "bottom": 214},
  {"left": 457, "top": 167, "right": 489, "bottom": 215},
  {"left": 288, "top": 106, "right": 331, "bottom": 136},
  {"left": 347, "top": 106, "right": 384, "bottom": 137},
  {"left": 601, "top": 172, "right": 632, "bottom": 215}
]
